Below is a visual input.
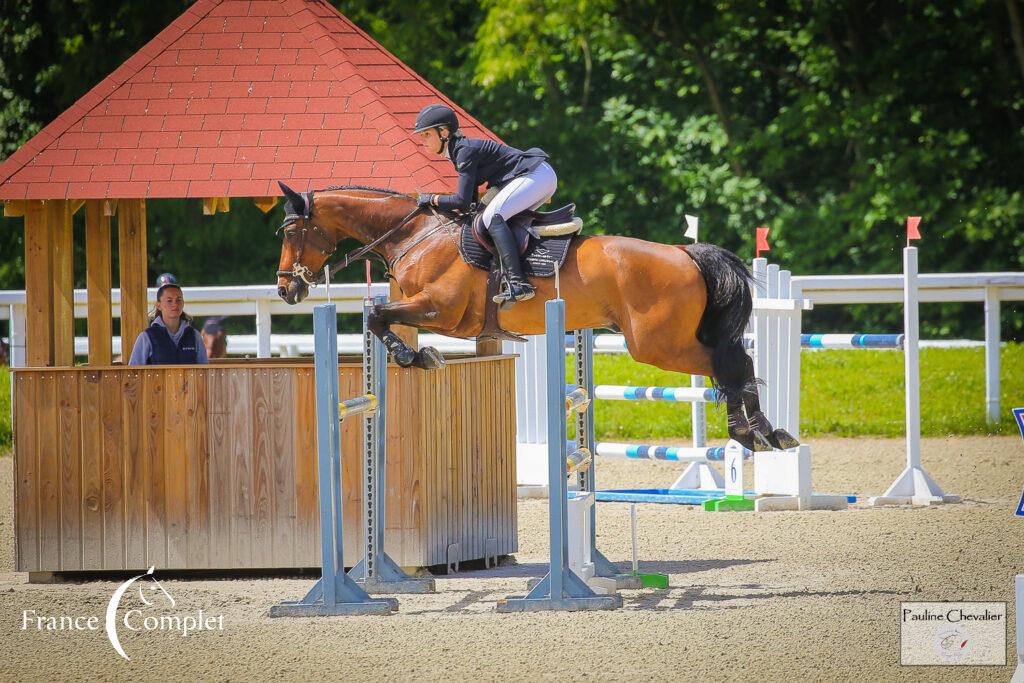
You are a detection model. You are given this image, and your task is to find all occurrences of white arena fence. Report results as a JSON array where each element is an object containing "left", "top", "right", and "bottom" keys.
[{"left": 1, "top": 265, "right": 1022, "bottom": 479}]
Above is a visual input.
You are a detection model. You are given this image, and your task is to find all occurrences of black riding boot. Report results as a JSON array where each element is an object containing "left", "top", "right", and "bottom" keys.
[{"left": 486, "top": 215, "right": 535, "bottom": 305}]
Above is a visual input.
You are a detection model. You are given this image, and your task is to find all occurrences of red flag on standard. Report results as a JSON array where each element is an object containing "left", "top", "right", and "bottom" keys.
[
  {"left": 756, "top": 226, "right": 770, "bottom": 258},
  {"left": 906, "top": 216, "right": 922, "bottom": 241}
]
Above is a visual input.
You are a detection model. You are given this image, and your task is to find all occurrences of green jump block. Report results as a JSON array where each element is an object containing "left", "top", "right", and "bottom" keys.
[{"left": 703, "top": 494, "right": 756, "bottom": 512}]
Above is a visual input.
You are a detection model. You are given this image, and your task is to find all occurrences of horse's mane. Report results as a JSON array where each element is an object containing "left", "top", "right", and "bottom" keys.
[{"left": 319, "top": 184, "right": 413, "bottom": 199}]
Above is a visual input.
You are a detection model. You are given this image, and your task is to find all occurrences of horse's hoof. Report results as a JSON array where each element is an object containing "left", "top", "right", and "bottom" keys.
[
  {"left": 412, "top": 346, "right": 446, "bottom": 370},
  {"left": 768, "top": 429, "right": 800, "bottom": 450},
  {"left": 393, "top": 348, "right": 417, "bottom": 367},
  {"left": 751, "top": 431, "right": 775, "bottom": 452}
]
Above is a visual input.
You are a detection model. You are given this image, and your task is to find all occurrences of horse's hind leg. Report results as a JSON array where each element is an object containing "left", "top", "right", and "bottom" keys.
[
  {"left": 741, "top": 369, "right": 800, "bottom": 449},
  {"left": 708, "top": 344, "right": 772, "bottom": 452}
]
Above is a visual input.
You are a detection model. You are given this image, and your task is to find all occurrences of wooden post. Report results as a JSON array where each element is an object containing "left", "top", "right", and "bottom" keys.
[
  {"left": 475, "top": 337, "right": 503, "bottom": 357},
  {"left": 23, "top": 201, "right": 54, "bottom": 366},
  {"left": 118, "top": 199, "right": 148, "bottom": 363},
  {"left": 389, "top": 280, "right": 418, "bottom": 350},
  {"left": 85, "top": 200, "right": 113, "bottom": 365},
  {"left": 49, "top": 200, "right": 75, "bottom": 366}
]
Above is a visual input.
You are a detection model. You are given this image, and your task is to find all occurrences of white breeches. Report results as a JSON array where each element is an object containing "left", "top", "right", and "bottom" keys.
[{"left": 482, "top": 162, "right": 557, "bottom": 228}]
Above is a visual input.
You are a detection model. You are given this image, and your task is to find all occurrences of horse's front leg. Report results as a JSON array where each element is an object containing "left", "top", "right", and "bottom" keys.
[{"left": 367, "top": 292, "right": 447, "bottom": 370}]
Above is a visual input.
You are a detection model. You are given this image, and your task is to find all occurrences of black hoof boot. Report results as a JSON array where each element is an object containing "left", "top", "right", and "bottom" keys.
[
  {"left": 750, "top": 430, "right": 775, "bottom": 452},
  {"left": 748, "top": 410, "right": 800, "bottom": 450},
  {"left": 412, "top": 346, "right": 446, "bottom": 370},
  {"left": 727, "top": 399, "right": 756, "bottom": 451},
  {"left": 381, "top": 331, "right": 416, "bottom": 367}
]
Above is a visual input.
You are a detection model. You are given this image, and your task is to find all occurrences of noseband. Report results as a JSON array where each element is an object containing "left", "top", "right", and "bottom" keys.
[
  {"left": 276, "top": 221, "right": 338, "bottom": 287},
  {"left": 277, "top": 189, "right": 426, "bottom": 289}
]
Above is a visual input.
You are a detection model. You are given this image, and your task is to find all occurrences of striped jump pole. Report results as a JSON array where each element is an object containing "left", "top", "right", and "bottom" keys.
[
  {"left": 593, "top": 385, "right": 722, "bottom": 402},
  {"left": 497, "top": 298, "right": 622, "bottom": 613},
  {"left": 594, "top": 442, "right": 752, "bottom": 463},
  {"left": 270, "top": 303, "right": 397, "bottom": 617},
  {"left": 801, "top": 333, "right": 904, "bottom": 349}
]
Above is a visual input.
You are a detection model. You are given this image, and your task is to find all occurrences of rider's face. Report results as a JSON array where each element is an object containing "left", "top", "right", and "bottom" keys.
[{"left": 418, "top": 127, "right": 446, "bottom": 155}]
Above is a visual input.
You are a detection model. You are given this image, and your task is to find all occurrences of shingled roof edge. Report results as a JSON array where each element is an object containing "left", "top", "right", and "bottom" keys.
[
  {"left": 0, "top": 2, "right": 216, "bottom": 188},
  {"left": 313, "top": 0, "right": 502, "bottom": 145}
]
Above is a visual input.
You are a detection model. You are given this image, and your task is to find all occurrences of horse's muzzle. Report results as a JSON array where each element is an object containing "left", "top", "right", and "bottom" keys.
[{"left": 279, "top": 279, "right": 308, "bottom": 305}]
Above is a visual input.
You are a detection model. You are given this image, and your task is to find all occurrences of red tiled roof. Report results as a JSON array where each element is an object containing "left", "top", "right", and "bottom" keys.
[{"left": 0, "top": 0, "right": 499, "bottom": 200}]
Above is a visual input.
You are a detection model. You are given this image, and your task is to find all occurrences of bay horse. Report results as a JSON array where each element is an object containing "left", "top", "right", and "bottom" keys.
[{"left": 274, "top": 182, "right": 797, "bottom": 452}]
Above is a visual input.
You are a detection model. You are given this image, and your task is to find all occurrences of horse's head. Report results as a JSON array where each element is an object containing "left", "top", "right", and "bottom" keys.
[{"left": 275, "top": 181, "right": 338, "bottom": 304}]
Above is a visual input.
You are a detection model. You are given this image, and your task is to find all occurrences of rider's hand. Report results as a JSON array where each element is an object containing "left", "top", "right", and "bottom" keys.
[{"left": 417, "top": 193, "right": 434, "bottom": 209}]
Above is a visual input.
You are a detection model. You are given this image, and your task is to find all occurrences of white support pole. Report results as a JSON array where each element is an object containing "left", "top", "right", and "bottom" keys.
[
  {"left": 691, "top": 374, "right": 707, "bottom": 448},
  {"left": 10, "top": 304, "right": 26, "bottom": 368},
  {"left": 256, "top": 299, "right": 272, "bottom": 359},
  {"left": 871, "top": 247, "right": 958, "bottom": 506},
  {"left": 766, "top": 263, "right": 780, "bottom": 425},
  {"left": 983, "top": 287, "right": 1001, "bottom": 424},
  {"left": 752, "top": 258, "right": 768, "bottom": 410},
  {"left": 1014, "top": 575, "right": 1023, "bottom": 683}
]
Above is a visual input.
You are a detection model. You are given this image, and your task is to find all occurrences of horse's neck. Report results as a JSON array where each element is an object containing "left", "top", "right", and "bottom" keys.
[{"left": 327, "top": 192, "right": 432, "bottom": 262}]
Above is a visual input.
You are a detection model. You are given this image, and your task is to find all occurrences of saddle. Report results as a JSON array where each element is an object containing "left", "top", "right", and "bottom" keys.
[
  {"left": 457, "top": 205, "right": 584, "bottom": 345},
  {"left": 469, "top": 203, "right": 582, "bottom": 255}
]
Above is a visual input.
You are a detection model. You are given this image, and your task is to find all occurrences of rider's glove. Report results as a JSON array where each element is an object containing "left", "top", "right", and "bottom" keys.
[{"left": 417, "top": 193, "right": 434, "bottom": 209}]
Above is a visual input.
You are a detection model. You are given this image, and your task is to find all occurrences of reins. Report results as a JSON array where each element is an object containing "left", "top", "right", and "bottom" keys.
[{"left": 278, "top": 188, "right": 459, "bottom": 288}]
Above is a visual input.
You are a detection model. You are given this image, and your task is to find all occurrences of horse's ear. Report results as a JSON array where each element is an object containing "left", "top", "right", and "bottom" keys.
[{"left": 278, "top": 181, "right": 305, "bottom": 214}]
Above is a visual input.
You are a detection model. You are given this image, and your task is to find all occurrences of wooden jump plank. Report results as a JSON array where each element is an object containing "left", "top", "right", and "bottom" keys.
[
  {"left": 339, "top": 363, "right": 362, "bottom": 557},
  {"left": 100, "top": 372, "right": 125, "bottom": 569},
  {"left": 85, "top": 201, "right": 113, "bottom": 366},
  {"left": 143, "top": 370, "right": 167, "bottom": 568},
  {"left": 36, "top": 373, "right": 60, "bottom": 569},
  {"left": 291, "top": 368, "right": 318, "bottom": 566},
  {"left": 250, "top": 369, "right": 274, "bottom": 567},
  {"left": 57, "top": 371, "right": 82, "bottom": 570},
  {"left": 122, "top": 368, "right": 146, "bottom": 568},
  {"left": 185, "top": 369, "right": 211, "bottom": 568},
  {"left": 49, "top": 200, "right": 74, "bottom": 367},
  {"left": 14, "top": 374, "right": 39, "bottom": 571},
  {"left": 206, "top": 370, "right": 232, "bottom": 567},
  {"left": 270, "top": 369, "right": 296, "bottom": 567},
  {"left": 80, "top": 371, "right": 104, "bottom": 569},
  {"left": 163, "top": 368, "right": 188, "bottom": 568},
  {"left": 23, "top": 201, "right": 54, "bottom": 367},
  {"left": 228, "top": 370, "right": 253, "bottom": 567}
]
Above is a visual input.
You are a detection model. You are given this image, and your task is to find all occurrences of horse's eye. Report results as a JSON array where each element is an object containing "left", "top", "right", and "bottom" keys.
[{"left": 285, "top": 229, "right": 299, "bottom": 240}]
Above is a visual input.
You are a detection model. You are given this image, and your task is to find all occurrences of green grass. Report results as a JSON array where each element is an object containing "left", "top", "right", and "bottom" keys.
[
  {"left": 0, "top": 344, "right": 1021, "bottom": 448},
  {"left": 576, "top": 343, "right": 1024, "bottom": 442}
]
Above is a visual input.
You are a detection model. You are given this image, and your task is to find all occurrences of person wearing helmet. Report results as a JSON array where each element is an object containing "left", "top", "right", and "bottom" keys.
[
  {"left": 156, "top": 272, "right": 177, "bottom": 288},
  {"left": 127, "top": 281, "right": 208, "bottom": 366},
  {"left": 413, "top": 103, "right": 555, "bottom": 306}
]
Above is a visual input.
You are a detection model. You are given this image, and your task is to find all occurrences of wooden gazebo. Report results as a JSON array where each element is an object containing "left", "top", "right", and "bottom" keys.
[{"left": 1, "top": 0, "right": 517, "bottom": 579}]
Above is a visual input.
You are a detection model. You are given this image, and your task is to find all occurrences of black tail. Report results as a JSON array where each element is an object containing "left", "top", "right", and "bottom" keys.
[{"left": 685, "top": 242, "right": 753, "bottom": 395}]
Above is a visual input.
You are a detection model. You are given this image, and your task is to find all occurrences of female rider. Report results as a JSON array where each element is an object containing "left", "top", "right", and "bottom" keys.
[{"left": 413, "top": 103, "right": 556, "bottom": 306}]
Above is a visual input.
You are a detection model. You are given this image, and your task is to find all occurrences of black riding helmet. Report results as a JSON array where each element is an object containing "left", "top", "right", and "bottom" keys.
[{"left": 413, "top": 104, "right": 459, "bottom": 153}]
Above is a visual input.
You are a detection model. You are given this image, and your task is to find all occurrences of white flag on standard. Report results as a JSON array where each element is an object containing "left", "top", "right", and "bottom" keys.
[{"left": 684, "top": 214, "right": 699, "bottom": 242}]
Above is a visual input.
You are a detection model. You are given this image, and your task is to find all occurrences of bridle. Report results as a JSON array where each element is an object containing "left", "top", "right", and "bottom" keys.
[
  {"left": 276, "top": 221, "right": 339, "bottom": 287},
  {"left": 276, "top": 188, "right": 427, "bottom": 288}
]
